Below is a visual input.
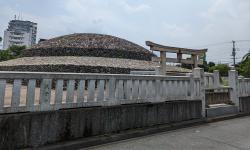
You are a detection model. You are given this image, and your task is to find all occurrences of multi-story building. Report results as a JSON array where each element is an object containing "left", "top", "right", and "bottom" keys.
[{"left": 3, "top": 19, "right": 37, "bottom": 50}]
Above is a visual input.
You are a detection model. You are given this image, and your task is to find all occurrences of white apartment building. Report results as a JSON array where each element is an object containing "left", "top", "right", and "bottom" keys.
[{"left": 3, "top": 20, "right": 37, "bottom": 50}]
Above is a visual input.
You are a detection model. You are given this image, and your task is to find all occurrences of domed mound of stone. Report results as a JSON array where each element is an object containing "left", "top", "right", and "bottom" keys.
[
  {"left": 0, "top": 33, "right": 191, "bottom": 74},
  {"left": 22, "top": 33, "right": 154, "bottom": 61}
]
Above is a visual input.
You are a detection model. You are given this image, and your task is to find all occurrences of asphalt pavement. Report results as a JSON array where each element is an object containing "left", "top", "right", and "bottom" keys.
[{"left": 85, "top": 116, "right": 250, "bottom": 150}]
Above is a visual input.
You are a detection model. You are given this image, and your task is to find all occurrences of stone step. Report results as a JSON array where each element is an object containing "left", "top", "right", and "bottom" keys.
[{"left": 206, "top": 104, "right": 238, "bottom": 118}]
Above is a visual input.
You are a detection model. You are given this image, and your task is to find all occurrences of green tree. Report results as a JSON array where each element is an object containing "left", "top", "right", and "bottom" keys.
[
  {"left": 181, "top": 60, "right": 216, "bottom": 72},
  {"left": 209, "top": 64, "right": 230, "bottom": 76},
  {"left": 7, "top": 45, "right": 25, "bottom": 57},
  {"left": 198, "top": 61, "right": 208, "bottom": 72},
  {"left": 237, "top": 57, "right": 250, "bottom": 77},
  {"left": 0, "top": 45, "right": 26, "bottom": 62},
  {"left": 242, "top": 51, "right": 250, "bottom": 62},
  {"left": 208, "top": 61, "right": 215, "bottom": 67},
  {"left": 0, "top": 50, "right": 14, "bottom": 61}
]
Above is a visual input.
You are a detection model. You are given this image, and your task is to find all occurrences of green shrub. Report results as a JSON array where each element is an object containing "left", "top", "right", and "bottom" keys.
[{"left": 208, "top": 64, "right": 230, "bottom": 76}]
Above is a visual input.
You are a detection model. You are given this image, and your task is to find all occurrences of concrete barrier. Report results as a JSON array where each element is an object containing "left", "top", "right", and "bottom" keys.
[
  {"left": 240, "top": 96, "right": 250, "bottom": 113},
  {"left": 0, "top": 100, "right": 201, "bottom": 149}
]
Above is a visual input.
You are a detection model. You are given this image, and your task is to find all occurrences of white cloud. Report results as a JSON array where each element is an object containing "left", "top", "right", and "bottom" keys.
[
  {"left": 197, "top": 0, "right": 250, "bottom": 63},
  {"left": 161, "top": 23, "right": 191, "bottom": 39},
  {"left": 0, "top": 0, "right": 249, "bottom": 64},
  {"left": 119, "top": 1, "right": 151, "bottom": 14}
]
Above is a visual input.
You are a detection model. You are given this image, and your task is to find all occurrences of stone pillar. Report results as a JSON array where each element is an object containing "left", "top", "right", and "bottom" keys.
[
  {"left": 191, "top": 54, "right": 198, "bottom": 68},
  {"left": 189, "top": 74, "right": 195, "bottom": 99},
  {"left": 213, "top": 70, "right": 220, "bottom": 88},
  {"left": 160, "top": 51, "right": 166, "bottom": 75},
  {"left": 108, "top": 78, "right": 117, "bottom": 105},
  {"left": 229, "top": 70, "right": 239, "bottom": 111},
  {"left": 193, "top": 68, "right": 206, "bottom": 117},
  {"left": 238, "top": 76, "right": 244, "bottom": 97}
]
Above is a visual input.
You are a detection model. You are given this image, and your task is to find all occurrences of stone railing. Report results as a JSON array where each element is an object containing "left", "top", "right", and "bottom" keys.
[
  {"left": 204, "top": 70, "right": 220, "bottom": 89},
  {"left": 238, "top": 77, "right": 250, "bottom": 97},
  {"left": 0, "top": 71, "right": 202, "bottom": 114},
  {"left": 204, "top": 70, "right": 233, "bottom": 106},
  {"left": 204, "top": 73, "right": 214, "bottom": 89}
]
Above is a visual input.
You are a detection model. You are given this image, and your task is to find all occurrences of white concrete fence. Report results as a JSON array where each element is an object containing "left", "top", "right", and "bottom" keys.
[
  {"left": 204, "top": 70, "right": 246, "bottom": 109},
  {"left": 204, "top": 71, "right": 232, "bottom": 90},
  {"left": 203, "top": 70, "right": 250, "bottom": 110},
  {"left": 0, "top": 69, "right": 249, "bottom": 116},
  {"left": 204, "top": 73, "right": 215, "bottom": 89},
  {"left": 0, "top": 71, "right": 202, "bottom": 114},
  {"left": 238, "top": 77, "right": 250, "bottom": 97}
]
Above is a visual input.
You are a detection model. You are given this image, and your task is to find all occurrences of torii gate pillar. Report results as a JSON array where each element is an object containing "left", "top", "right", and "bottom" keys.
[{"left": 160, "top": 51, "right": 166, "bottom": 75}]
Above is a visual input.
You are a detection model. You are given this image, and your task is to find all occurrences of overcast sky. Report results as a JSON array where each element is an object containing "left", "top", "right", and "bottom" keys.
[{"left": 0, "top": 0, "right": 250, "bottom": 64}]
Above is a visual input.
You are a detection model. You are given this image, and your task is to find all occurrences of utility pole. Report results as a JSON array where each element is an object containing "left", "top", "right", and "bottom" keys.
[
  {"left": 232, "top": 40, "right": 236, "bottom": 68},
  {"left": 0, "top": 37, "right": 2, "bottom": 50}
]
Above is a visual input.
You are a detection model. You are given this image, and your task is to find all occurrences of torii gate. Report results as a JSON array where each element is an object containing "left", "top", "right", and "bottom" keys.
[{"left": 146, "top": 41, "right": 207, "bottom": 75}]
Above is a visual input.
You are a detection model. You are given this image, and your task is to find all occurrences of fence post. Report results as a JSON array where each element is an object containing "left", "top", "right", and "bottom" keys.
[
  {"left": 40, "top": 79, "right": 52, "bottom": 111},
  {"left": 213, "top": 70, "right": 220, "bottom": 88},
  {"left": 238, "top": 76, "right": 244, "bottom": 97},
  {"left": 189, "top": 74, "right": 195, "bottom": 99},
  {"left": 228, "top": 70, "right": 239, "bottom": 111},
  {"left": 159, "top": 51, "right": 166, "bottom": 75},
  {"left": 193, "top": 68, "right": 206, "bottom": 117},
  {"left": 108, "top": 78, "right": 117, "bottom": 105}
]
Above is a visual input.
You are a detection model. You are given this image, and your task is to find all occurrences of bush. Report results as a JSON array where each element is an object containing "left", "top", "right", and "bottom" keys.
[
  {"left": 208, "top": 64, "right": 230, "bottom": 76},
  {"left": 0, "top": 45, "right": 25, "bottom": 62},
  {"left": 0, "top": 50, "right": 14, "bottom": 61}
]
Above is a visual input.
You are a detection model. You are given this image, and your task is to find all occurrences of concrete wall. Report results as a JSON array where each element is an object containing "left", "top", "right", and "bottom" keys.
[
  {"left": 205, "top": 90, "right": 231, "bottom": 106},
  {"left": 240, "top": 96, "right": 250, "bottom": 113},
  {"left": 0, "top": 100, "right": 201, "bottom": 149}
]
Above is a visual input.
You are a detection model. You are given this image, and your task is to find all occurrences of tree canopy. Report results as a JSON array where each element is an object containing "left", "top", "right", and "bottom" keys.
[
  {"left": 237, "top": 57, "right": 250, "bottom": 77},
  {"left": 208, "top": 64, "right": 230, "bottom": 76},
  {"left": 241, "top": 51, "right": 250, "bottom": 62},
  {"left": 0, "top": 45, "right": 25, "bottom": 62},
  {"left": 181, "top": 60, "right": 216, "bottom": 72}
]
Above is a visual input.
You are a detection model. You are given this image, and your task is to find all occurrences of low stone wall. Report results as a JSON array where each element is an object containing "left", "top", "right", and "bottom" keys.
[
  {"left": 21, "top": 48, "right": 155, "bottom": 61},
  {"left": 205, "top": 90, "right": 231, "bottom": 106},
  {"left": 0, "top": 100, "right": 201, "bottom": 149},
  {"left": 0, "top": 65, "right": 136, "bottom": 74},
  {"left": 239, "top": 96, "right": 250, "bottom": 113}
]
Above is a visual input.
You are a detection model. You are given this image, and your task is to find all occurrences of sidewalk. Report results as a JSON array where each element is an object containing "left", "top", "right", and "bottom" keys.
[{"left": 86, "top": 116, "right": 250, "bottom": 150}]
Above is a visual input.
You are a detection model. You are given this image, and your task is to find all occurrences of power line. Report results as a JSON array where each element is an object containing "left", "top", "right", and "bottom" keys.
[
  {"left": 235, "top": 40, "right": 250, "bottom": 42},
  {"left": 196, "top": 40, "right": 250, "bottom": 65},
  {"left": 191, "top": 41, "right": 231, "bottom": 48},
  {"left": 191, "top": 40, "right": 250, "bottom": 48},
  {"left": 231, "top": 40, "right": 250, "bottom": 66}
]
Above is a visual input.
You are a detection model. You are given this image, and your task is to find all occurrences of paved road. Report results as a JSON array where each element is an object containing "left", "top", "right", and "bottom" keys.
[{"left": 86, "top": 116, "right": 250, "bottom": 150}]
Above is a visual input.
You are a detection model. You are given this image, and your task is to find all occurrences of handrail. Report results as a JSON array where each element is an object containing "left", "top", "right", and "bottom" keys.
[{"left": 0, "top": 71, "right": 191, "bottom": 80}]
